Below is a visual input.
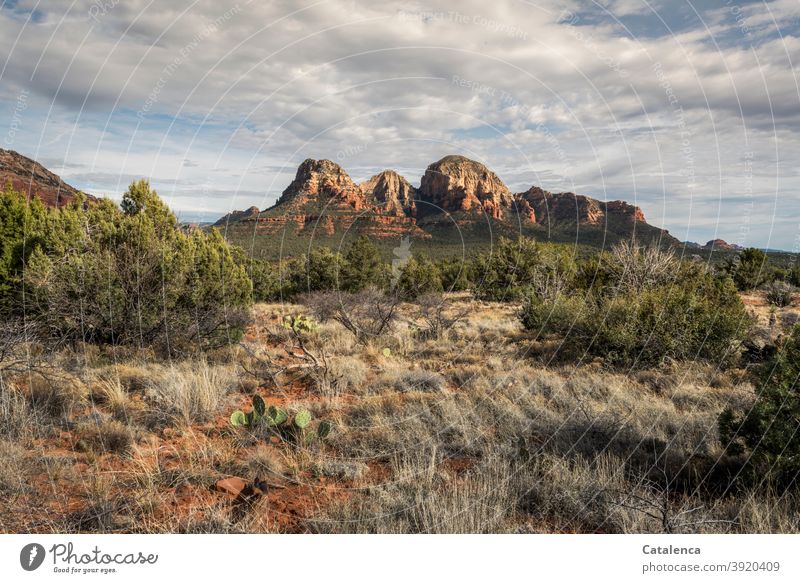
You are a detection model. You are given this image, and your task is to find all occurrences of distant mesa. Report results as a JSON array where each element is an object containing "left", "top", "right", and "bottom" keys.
[
  {"left": 704, "top": 239, "right": 743, "bottom": 251},
  {"left": 0, "top": 148, "right": 94, "bottom": 207}
]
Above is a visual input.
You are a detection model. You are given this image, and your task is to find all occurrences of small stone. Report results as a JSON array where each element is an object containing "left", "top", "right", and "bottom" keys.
[{"left": 214, "top": 476, "right": 248, "bottom": 498}]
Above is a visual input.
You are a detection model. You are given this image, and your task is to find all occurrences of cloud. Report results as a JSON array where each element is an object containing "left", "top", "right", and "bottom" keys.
[{"left": 0, "top": 0, "right": 799, "bottom": 248}]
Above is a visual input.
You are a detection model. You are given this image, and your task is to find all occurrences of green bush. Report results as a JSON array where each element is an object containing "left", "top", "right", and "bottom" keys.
[
  {"left": 287, "top": 246, "right": 344, "bottom": 295},
  {"left": 720, "top": 325, "right": 800, "bottom": 489},
  {"left": 340, "top": 236, "right": 388, "bottom": 292},
  {"left": 249, "top": 257, "right": 283, "bottom": 302},
  {"left": 397, "top": 255, "right": 443, "bottom": 299},
  {"left": 436, "top": 257, "right": 472, "bottom": 292},
  {"left": 727, "top": 248, "right": 769, "bottom": 291},
  {"left": 521, "top": 272, "right": 752, "bottom": 368},
  {"left": 474, "top": 237, "right": 576, "bottom": 301},
  {"left": 6, "top": 180, "right": 252, "bottom": 354}
]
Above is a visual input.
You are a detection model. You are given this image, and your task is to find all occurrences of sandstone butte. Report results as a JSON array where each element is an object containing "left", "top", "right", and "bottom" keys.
[{"left": 215, "top": 154, "right": 655, "bottom": 240}]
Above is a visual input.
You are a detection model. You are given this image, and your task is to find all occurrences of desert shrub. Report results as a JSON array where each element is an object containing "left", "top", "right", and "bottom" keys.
[
  {"left": 606, "top": 240, "right": 679, "bottom": 293},
  {"left": 15, "top": 181, "right": 252, "bottom": 355},
  {"left": 300, "top": 288, "right": 401, "bottom": 343},
  {"left": 287, "top": 246, "right": 344, "bottom": 295},
  {"left": 249, "top": 257, "right": 283, "bottom": 302},
  {"left": 789, "top": 266, "right": 800, "bottom": 287},
  {"left": 519, "top": 292, "right": 588, "bottom": 337},
  {"left": 763, "top": 280, "right": 795, "bottom": 307},
  {"left": 0, "top": 185, "right": 87, "bottom": 315},
  {"left": 340, "top": 236, "right": 388, "bottom": 292},
  {"left": 726, "top": 248, "right": 769, "bottom": 291},
  {"left": 719, "top": 325, "right": 800, "bottom": 489},
  {"left": 474, "top": 237, "right": 575, "bottom": 301},
  {"left": 412, "top": 293, "right": 467, "bottom": 339},
  {"left": 396, "top": 255, "right": 443, "bottom": 299},
  {"left": 521, "top": 274, "right": 751, "bottom": 368},
  {"left": 573, "top": 252, "right": 613, "bottom": 291},
  {"left": 436, "top": 257, "right": 472, "bottom": 292}
]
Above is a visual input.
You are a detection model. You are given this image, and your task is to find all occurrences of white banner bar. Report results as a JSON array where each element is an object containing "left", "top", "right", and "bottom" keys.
[{"left": 1, "top": 534, "right": 798, "bottom": 582}]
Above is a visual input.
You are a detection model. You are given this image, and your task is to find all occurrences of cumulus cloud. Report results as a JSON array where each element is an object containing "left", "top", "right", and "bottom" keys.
[{"left": 1, "top": 0, "right": 798, "bottom": 247}]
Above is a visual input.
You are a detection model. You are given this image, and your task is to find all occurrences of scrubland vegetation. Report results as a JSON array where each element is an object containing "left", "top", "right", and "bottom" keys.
[{"left": 2, "top": 182, "right": 800, "bottom": 533}]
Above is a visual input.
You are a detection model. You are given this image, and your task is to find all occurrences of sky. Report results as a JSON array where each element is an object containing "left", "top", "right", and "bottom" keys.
[{"left": 1, "top": 0, "right": 799, "bottom": 249}]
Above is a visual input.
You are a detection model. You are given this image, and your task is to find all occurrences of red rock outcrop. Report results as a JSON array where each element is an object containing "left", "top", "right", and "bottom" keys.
[
  {"left": 276, "top": 158, "right": 365, "bottom": 210},
  {"left": 360, "top": 170, "right": 416, "bottom": 216},
  {"left": 418, "top": 155, "right": 515, "bottom": 220},
  {"left": 0, "top": 148, "right": 90, "bottom": 207},
  {"left": 233, "top": 159, "right": 428, "bottom": 239},
  {"left": 704, "top": 239, "right": 742, "bottom": 251},
  {"left": 517, "top": 187, "right": 646, "bottom": 228},
  {"left": 218, "top": 154, "right": 676, "bottom": 249}
]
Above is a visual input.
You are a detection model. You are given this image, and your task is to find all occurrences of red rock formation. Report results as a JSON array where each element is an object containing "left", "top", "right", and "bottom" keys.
[
  {"left": 360, "top": 170, "right": 416, "bottom": 217},
  {"left": 276, "top": 158, "right": 365, "bottom": 209},
  {"left": 235, "top": 159, "right": 428, "bottom": 239},
  {"left": 418, "top": 155, "right": 515, "bottom": 219},
  {"left": 0, "top": 148, "right": 91, "bottom": 207},
  {"left": 517, "top": 187, "right": 646, "bottom": 227},
  {"left": 704, "top": 239, "right": 742, "bottom": 251},
  {"left": 218, "top": 154, "right": 674, "bottom": 249}
]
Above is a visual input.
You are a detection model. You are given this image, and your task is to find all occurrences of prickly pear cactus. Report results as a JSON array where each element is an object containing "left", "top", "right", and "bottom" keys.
[
  {"left": 282, "top": 314, "right": 319, "bottom": 334},
  {"left": 252, "top": 394, "right": 266, "bottom": 417},
  {"left": 267, "top": 406, "right": 288, "bottom": 426},
  {"left": 294, "top": 409, "right": 312, "bottom": 429},
  {"left": 317, "top": 419, "right": 333, "bottom": 439},
  {"left": 230, "top": 410, "right": 247, "bottom": 427}
]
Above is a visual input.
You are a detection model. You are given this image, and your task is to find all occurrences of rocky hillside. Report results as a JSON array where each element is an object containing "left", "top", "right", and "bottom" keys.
[
  {"left": 217, "top": 155, "right": 676, "bottom": 256},
  {"left": 0, "top": 148, "right": 90, "bottom": 207}
]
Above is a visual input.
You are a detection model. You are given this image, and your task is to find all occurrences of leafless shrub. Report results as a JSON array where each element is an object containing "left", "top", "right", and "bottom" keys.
[
  {"left": 412, "top": 293, "right": 468, "bottom": 340},
  {"left": 608, "top": 240, "right": 679, "bottom": 293},
  {"left": 300, "top": 287, "right": 401, "bottom": 344}
]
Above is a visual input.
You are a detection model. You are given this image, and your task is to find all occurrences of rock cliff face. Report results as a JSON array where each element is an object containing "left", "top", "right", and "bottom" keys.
[
  {"left": 276, "top": 159, "right": 365, "bottom": 209},
  {"left": 217, "top": 159, "right": 427, "bottom": 239},
  {"left": 518, "top": 187, "right": 646, "bottom": 228},
  {"left": 418, "top": 155, "right": 515, "bottom": 220},
  {"left": 360, "top": 170, "right": 416, "bottom": 216},
  {"left": 0, "top": 148, "right": 89, "bottom": 207}
]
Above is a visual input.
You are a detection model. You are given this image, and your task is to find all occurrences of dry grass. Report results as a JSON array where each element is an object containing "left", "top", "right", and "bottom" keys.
[
  {"left": 145, "top": 360, "right": 237, "bottom": 425},
  {"left": 3, "top": 293, "right": 799, "bottom": 534}
]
